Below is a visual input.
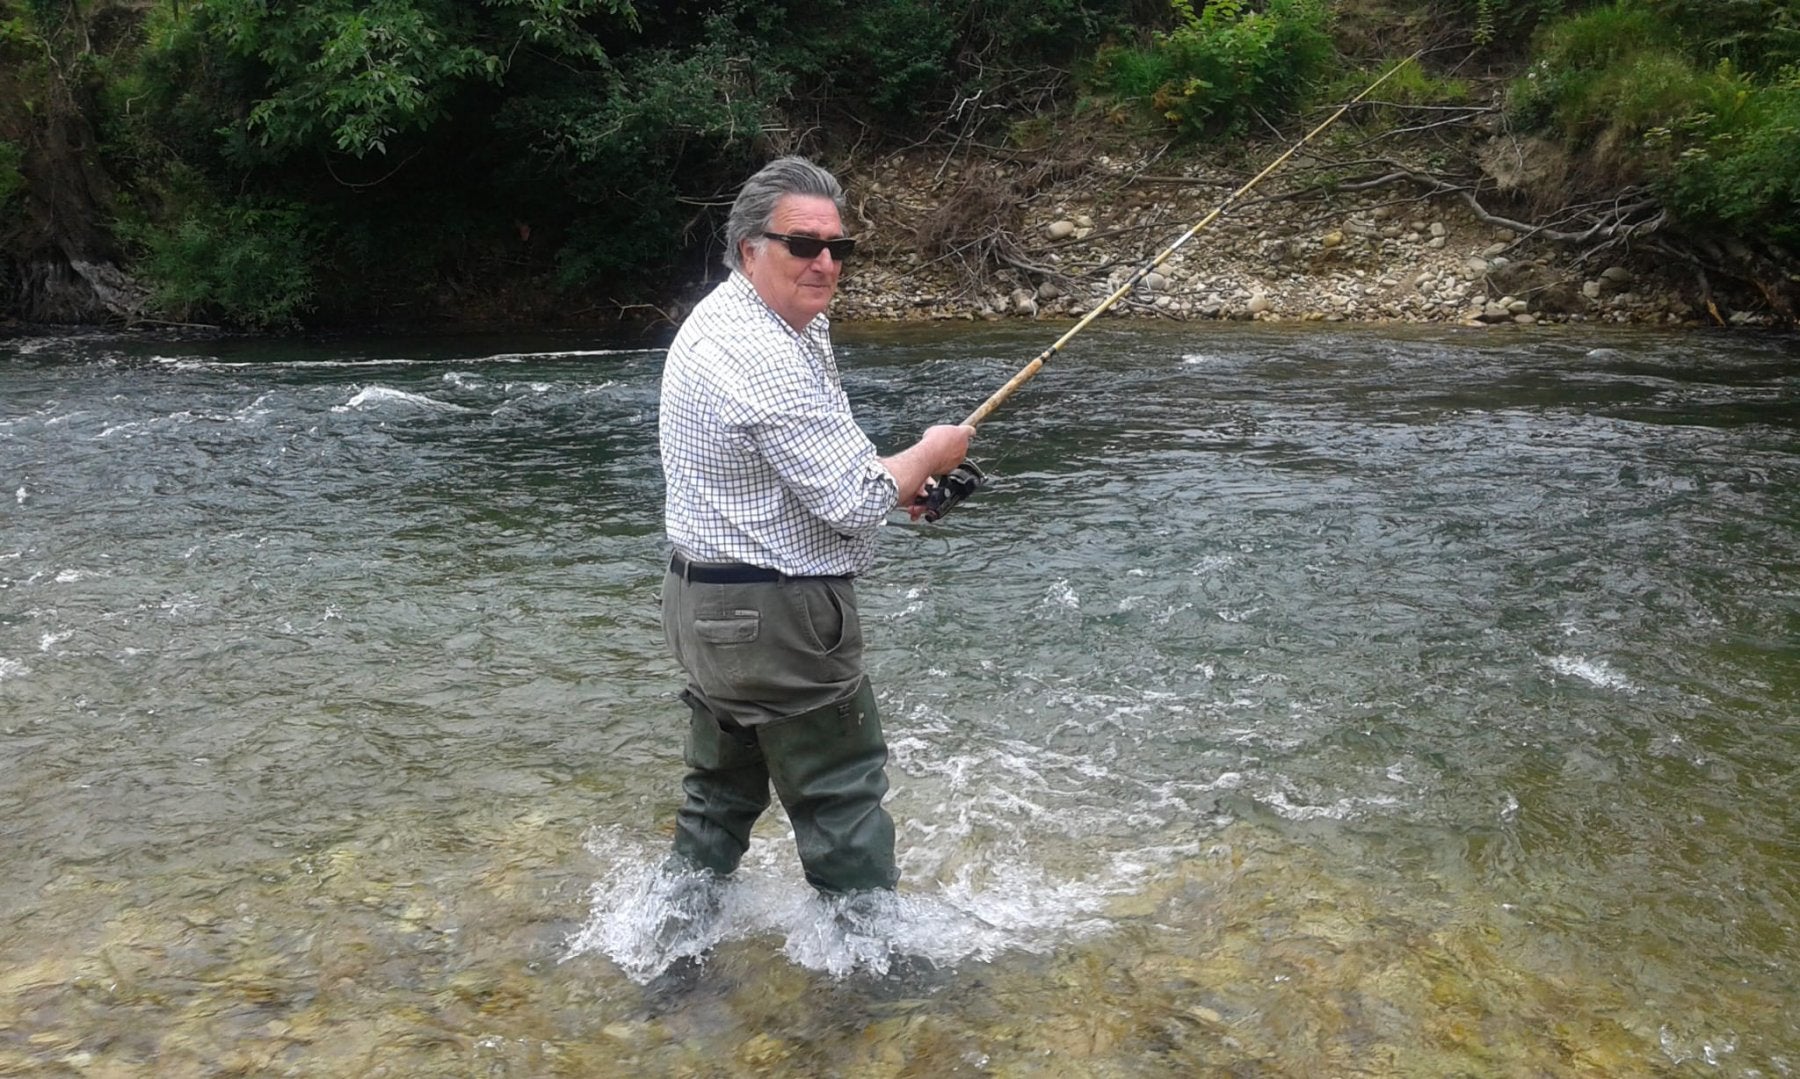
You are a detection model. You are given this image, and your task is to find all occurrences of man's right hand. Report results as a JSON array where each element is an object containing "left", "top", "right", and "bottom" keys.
[
  {"left": 918, "top": 424, "right": 975, "bottom": 475},
  {"left": 880, "top": 424, "right": 974, "bottom": 512}
]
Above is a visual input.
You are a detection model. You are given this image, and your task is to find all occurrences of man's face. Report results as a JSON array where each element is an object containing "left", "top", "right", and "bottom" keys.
[{"left": 741, "top": 194, "right": 846, "bottom": 331}]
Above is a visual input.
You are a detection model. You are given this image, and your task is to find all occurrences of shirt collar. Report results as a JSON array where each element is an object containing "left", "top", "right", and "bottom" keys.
[{"left": 726, "top": 270, "right": 829, "bottom": 340}]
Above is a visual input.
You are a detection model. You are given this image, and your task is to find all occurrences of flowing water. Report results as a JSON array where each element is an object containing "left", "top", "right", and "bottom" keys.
[{"left": 1, "top": 323, "right": 1795, "bottom": 1077}]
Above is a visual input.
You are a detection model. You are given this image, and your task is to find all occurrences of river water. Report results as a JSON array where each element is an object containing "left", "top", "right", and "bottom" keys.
[{"left": 1, "top": 323, "right": 1795, "bottom": 1076}]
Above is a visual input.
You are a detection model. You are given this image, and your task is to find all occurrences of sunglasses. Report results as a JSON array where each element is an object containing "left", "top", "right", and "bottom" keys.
[{"left": 761, "top": 232, "right": 857, "bottom": 261}]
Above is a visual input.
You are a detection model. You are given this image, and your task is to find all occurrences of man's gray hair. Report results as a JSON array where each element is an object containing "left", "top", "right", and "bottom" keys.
[{"left": 723, "top": 156, "right": 846, "bottom": 272}]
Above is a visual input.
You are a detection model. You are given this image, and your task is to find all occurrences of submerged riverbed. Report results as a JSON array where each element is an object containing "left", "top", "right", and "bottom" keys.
[{"left": 1, "top": 323, "right": 1795, "bottom": 1076}]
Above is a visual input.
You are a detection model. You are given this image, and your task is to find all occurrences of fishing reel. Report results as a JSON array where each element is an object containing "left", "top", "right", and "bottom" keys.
[{"left": 914, "top": 460, "right": 985, "bottom": 523}]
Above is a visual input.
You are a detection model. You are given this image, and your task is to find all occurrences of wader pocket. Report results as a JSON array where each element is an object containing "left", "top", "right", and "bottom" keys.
[
  {"left": 799, "top": 579, "right": 853, "bottom": 655},
  {"left": 695, "top": 609, "right": 760, "bottom": 645}
]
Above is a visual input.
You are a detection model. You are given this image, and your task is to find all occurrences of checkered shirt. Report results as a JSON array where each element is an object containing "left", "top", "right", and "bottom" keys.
[{"left": 660, "top": 272, "right": 899, "bottom": 577}]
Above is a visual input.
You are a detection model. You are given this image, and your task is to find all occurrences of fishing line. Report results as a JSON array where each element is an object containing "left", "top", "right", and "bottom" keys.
[{"left": 918, "top": 52, "right": 1426, "bottom": 522}]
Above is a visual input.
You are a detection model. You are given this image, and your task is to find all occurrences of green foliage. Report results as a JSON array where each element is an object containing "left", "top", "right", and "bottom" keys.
[
  {"left": 1377, "top": 58, "right": 1473, "bottom": 105},
  {"left": 744, "top": 0, "right": 957, "bottom": 128},
  {"left": 189, "top": 0, "right": 637, "bottom": 161},
  {"left": 1506, "top": 4, "right": 1678, "bottom": 130},
  {"left": 1510, "top": 1, "right": 1800, "bottom": 251},
  {"left": 1091, "top": 0, "right": 1335, "bottom": 137},
  {"left": 10, "top": 0, "right": 1210, "bottom": 325},
  {"left": 970, "top": 0, "right": 1156, "bottom": 61},
  {"left": 1661, "top": 67, "right": 1800, "bottom": 246},
  {"left": 748, "top": 0, "right": 1147, "bottom": 130},
  {"left": 1642, "top": 0, "right": 1800, "bottom": 76},
  {"left": 1586, "top": 48, "right": 1719, "bottom": 131},
  {"left": 1465, "top": 0, "right": 1578, "bottom": 48},
  {"left": 1318, "top": 55, "right": 1471, "bottom": 130},
  {"left": 489, "top": 18, "right": 777, "bottom": 290},
  {"left": 125, "top": 193, "right": 318, "bottom": 329},
  {"left": 202, "top": 0, "right": 494, "bottom": 159},
  {"left": 35, "top": 0, "right": 1797, "bottom": 329}
]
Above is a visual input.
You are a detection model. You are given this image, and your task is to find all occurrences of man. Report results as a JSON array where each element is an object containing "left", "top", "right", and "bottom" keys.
[{"left": 658, "top": 155, "right": 971, "bottom": 897}]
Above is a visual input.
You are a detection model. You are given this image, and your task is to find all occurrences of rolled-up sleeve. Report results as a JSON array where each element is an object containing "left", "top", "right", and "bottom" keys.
[{"left": 748, "top": 390, "right": 899, "bottom": 536}]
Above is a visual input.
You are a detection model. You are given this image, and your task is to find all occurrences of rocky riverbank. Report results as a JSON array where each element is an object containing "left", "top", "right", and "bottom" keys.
[{"left": 830, "top": 148, "right": 1753, "bottom": 330}]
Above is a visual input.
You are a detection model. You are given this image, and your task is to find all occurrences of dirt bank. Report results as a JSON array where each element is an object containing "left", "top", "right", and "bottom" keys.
[{"left": 829, "top": 145, "right": 1753, "bottom": 331}]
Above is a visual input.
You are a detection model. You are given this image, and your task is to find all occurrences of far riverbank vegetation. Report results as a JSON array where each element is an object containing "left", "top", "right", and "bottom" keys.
[{"left": 3, "top": 0, "right": 1797, "bottom": 329}]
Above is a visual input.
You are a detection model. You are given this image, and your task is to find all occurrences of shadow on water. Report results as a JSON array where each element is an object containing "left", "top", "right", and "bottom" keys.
[{"left": 1, "top": 323, "right": 1796, "bottom": 1075}]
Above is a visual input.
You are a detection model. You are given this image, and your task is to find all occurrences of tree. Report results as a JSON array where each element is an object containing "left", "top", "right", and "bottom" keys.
[{"left": 1, "top": 0, "right": 147, "bottom": 321}]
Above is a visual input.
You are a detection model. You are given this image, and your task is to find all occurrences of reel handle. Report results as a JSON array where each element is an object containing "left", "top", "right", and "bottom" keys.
[{"left": 914, "top": 460, "right": 985, "bottom": 523}]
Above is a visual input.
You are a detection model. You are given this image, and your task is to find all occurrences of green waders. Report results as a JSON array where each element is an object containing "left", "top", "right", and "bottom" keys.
[
  {"left": 670, "top": 688, "right": 770, "bottom": 876},
  {"left": 671, "top": 677, "right": 897, "bottom": 894}
]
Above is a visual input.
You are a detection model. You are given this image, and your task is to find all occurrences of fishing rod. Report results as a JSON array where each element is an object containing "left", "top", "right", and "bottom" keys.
[{"left": 919, "top": 52, "right": 1426, "bottom": 522}]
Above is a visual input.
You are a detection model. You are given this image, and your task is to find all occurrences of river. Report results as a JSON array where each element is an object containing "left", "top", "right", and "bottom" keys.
[{"left": 1, "top": 323, "right": 1795, "bottom": 1076}]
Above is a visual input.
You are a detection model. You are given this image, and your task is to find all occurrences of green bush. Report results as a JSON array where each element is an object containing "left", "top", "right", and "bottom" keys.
[
  {"left": 1661, "top": 67, "right": 1800, "bottom": 247},
  {"left": 1509, "top": 1, "right": 1800, "bottom": 251},
  {"left": 1643, "top": 0, "right": 1800, "bottom": 77},
  {"left": 1092, "top": 40, "right": 1181, "bottom": 101},
  {"left": 128, "top": 197, "right": 318, "bottom": 329},
  {"left": 500, "top": 27, "right": 778, "bottom": 289},
  {"left": 1091, "top": 0, "right": 1335, "bottom": 137},
  {"left": 1375, "top": 58, "right": 1473, "bottom": 105},
  {"left": 751, "top": 0, "right": 963, "bottom": 128},
  {"left": 1463, "top": 0, "right": 1587, "bottom": 48},
  {"left": 1315, "top": 56, "right": 1473, "bottom": 132},
  {"left": 1584, "top": 48, "right": 1719, "bottom": 132},
  {"left": 754, "top": 0, "right": 1148, "bottom": 131},
  {"left": 1507, "top": 4, "right": 1678, "bottom": 130}
]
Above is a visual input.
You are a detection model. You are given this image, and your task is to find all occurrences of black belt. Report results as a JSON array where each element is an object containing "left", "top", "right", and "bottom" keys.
[{"left": 669, "top": 551, "right": 848, "bottom": 585}]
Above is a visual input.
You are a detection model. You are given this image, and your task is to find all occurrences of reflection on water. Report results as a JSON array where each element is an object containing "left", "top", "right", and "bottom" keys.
[{"left": 1, "top": 325, "right": 1796, "bottom": 1075}]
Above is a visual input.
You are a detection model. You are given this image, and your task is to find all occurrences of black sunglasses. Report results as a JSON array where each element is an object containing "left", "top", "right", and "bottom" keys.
[{"left": 761, "top": 232, "right": 856, "bottom": 261}]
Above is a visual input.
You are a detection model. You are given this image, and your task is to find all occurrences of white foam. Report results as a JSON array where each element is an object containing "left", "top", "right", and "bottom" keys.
[
  {"left": 0, "top": 657, "right": 29, "bottom": 681},
  {"left": 332, "top": 386, "right": 470, "bottom": 413},
  {"left": 474, "top": 349, "right": 645, "bottom": 363},
  {"left": 152, "top": 347, "right": 646, "bottom": 371},
  {"left": 144, "top": 356, "right": 215, "bottom": 371},
  {"left": 1261, "top": 789, "right": 1403, "bottom": 821},
  {"left": 1189, "top": 554, "right": 1236, "bottom": 574},
  {"left": 566, "top": 682, "right": 1418, "bottom": 985},
  {"left": 564, "top": 829, "right": 1104, "bottom": 985},
  {"left": 39, "top": 631, "right": 72, "bottom": 653},
  {"left": 1544, "top": 654, "right": 1638, "bottom": 692}
]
